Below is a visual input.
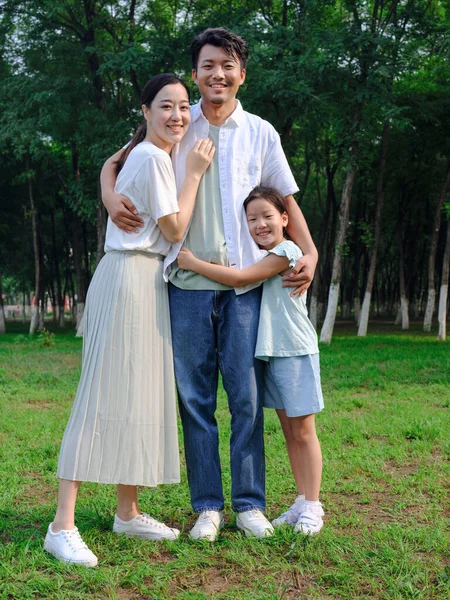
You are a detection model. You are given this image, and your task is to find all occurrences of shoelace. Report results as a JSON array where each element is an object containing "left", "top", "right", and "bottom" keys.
[
  {"left": 140, "top": 513, "right": 169, "bottom": 530},
  {"left": 64, "top": 528, "right": 88, "bottom": 550}
]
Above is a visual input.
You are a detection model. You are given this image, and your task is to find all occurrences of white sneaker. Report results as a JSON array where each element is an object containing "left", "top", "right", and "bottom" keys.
[
  {"left": 272, "top": 496, "right": 305, "bottom": 528},
  {"left": 44, "top": 523, "right": 98, "bottom": 567},
  {"left": 189, "top": 510, "right": 224, "bottom": 541},
  {"left": 113, "top": 513, "right": 179, "bottom": 540},
  {"left": 294, "top": 501, "right": 324, "bottom": 535},
  {"left": 236, "top": 509, "right": 274, "bottom": 538}
]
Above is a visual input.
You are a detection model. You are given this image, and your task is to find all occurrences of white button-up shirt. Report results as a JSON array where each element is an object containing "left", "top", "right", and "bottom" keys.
[{"left": 164, "top": 100, "right": 299, "bottom": 294}]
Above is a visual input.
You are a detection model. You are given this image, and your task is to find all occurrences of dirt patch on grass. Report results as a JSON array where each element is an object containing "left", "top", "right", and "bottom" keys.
[
  {"left": 383, "top": 457, "right": 419, "bottom": 477},
  {"left": 23, "top": 400, "right": 52, "bottom": 410},
  {"left": 114, "top": 590, "right": 147, "bottom": 600},
  {"left": 327, "top": 487, "right": 434, "bottom": 528},
  {"left": 162, "top": 565, "right": 317, "bottom": 599},
  {"left": 19, "top": 471, "right": 55, "bottom": 505}
]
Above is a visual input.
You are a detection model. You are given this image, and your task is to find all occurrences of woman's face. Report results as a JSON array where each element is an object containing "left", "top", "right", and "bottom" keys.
[{"left": 143, "top": 83, "right": 191, "bottom": 152}]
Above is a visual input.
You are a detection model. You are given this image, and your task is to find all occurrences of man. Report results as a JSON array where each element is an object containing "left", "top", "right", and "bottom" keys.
[{"left": 101, "top": 28, "right": 318, "bottom": 541}]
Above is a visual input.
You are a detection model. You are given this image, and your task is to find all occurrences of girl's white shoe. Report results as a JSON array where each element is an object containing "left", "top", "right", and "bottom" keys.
[{"left": 294, "top": 501, "right": 324, "bottom": 535}]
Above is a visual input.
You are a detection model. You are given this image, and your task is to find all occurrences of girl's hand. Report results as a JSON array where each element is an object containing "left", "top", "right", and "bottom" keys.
[
  {"left": 178, "top": 247, "right": 197, "bottom": 270},
  {"left": 186, "top": 139, "right": 215, "bottom": 178}
]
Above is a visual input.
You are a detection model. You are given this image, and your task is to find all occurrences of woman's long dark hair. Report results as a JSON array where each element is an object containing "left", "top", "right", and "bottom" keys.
[{"left": 115, "top": 73, "right": 190, "bottom": 174}]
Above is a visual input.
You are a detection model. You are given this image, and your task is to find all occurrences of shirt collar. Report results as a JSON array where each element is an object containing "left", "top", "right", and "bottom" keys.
[{"left": 191, "top": 99, "right": 244, "bottom": 127}]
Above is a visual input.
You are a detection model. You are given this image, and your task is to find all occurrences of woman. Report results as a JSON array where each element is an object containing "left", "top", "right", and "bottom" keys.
[{"left": 44, "top": 73, "right": 214, "bottom": 567}]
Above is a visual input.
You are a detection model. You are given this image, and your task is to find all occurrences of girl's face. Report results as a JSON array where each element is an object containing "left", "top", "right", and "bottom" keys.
[
  {"left": 245, "top": 197, "right": 288, "bottom": 250},
  {"left": 142, "top": 83, "right": 191, "bottom": 152}
]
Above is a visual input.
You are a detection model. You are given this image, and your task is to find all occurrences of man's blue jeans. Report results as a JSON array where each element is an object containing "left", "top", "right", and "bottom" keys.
[{"left": 168, "top": 283, "right": 265, "bottom": 513}]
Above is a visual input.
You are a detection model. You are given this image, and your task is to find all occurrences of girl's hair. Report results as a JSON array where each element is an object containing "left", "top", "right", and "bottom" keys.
[
  {"left": 243, "top": 186, "right": 287, "bottom": 214},
  {"left": 115, "top": 73, "right": 190, "bottom": 174}
]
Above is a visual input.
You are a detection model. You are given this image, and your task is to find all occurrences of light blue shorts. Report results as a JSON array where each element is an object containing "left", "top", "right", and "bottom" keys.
[{"left": 262, "top": 354, "right": 324, "bottom": 417}]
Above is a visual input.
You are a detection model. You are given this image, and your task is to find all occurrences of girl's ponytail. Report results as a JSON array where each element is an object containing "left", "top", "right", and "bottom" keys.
[{"left": 115, "top": 122, "right": 147, "bottom": 175}]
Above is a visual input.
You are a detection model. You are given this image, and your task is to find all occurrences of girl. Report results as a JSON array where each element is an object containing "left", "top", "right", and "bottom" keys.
[
  {"left": 177, "top": 185, "right": 324, "bottom": 535},
  {"left": 44, "top": 74, "right": 215, "bottom": 566}
]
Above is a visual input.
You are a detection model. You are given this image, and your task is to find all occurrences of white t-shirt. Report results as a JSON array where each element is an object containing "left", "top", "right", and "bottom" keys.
[
  {"left": 255, "top": 240, "right": 319, "bottom": 360},
  {"left": 104, "top": 142, "right": 179, "bottom": 256}
]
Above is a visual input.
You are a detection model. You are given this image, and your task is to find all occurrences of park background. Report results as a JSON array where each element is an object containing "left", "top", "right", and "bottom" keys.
[
  {"left": 0, "top": 1, "right": 449, "bottom": 599},
  {"left": 0, "top": 0, "right": 450, "bottom": 340}
]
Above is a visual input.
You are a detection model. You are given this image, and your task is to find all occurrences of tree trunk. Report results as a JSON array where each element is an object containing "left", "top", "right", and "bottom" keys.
[
  {"left": 398, "top": 227, "right": 409, "bottom": 330},
  {"left": 358, "top": 122, "right": 389, "bottom": 336},
  {"left": 28, "top": 165, "right": 44, "bottom": 335},
  {"left": 50, "top": 208, "right": 65, "bottom": 328},
  {"left": 0, "top": 271, "right": 5, "bottom": 334},
  {"left": 424, "top": 162, "right": 450, "bottom": 331},
  {"left": 309, "top": 274, "right": 320, "bottom": 329},
  {"left": 354, "top": 296, "right": 361, "bottom": 325},
  {"left": 71, "top": 212, "right": 86, "bottom": 336},
  {"left": 320, "top": 154, "right": 358, "bottom": 343},
  {"left": 438, "top": 219, "right": 450, "bottom": 341}
]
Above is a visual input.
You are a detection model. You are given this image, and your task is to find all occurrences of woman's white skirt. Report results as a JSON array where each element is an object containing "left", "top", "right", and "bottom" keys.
[{"left": 57, "top": 250, "right": 180, "bottom": 487}]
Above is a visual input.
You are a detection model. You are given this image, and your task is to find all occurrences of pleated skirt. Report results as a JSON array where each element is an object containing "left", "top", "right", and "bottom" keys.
[{"left": 57, "top": 250, "right": 180, "bottom": 486}]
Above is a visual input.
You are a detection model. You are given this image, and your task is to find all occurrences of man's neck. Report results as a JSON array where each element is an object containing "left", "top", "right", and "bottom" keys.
[{"left": 201, "top": 98, "right": 238, "bottom": 127}]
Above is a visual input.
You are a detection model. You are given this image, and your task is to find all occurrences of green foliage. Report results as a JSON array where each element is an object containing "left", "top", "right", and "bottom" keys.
[{"left": 0, "top": 0, "right": 450, "bottom": 325}]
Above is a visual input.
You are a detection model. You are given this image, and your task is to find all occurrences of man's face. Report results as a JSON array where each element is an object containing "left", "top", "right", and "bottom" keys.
[{"left": 192, "top": 44, "right": 246, "bottom": 107}]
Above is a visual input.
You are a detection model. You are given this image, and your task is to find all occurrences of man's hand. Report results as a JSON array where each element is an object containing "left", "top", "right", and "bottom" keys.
[
  {"left": 281, "top": 252, "right": 318, "bottom": 297},
  {"left": 103, "top": 193, "right": 144, "bottom": 233}
]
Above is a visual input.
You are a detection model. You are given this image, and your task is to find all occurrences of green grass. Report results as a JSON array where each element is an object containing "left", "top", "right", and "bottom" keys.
[{"left": 0, "top": 321, "right": 449, "bottom": 599}]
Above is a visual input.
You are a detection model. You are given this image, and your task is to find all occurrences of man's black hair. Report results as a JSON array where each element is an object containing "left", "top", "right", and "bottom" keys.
[{"left": 190, "top": 28, "right": 249, "bottom": 71}]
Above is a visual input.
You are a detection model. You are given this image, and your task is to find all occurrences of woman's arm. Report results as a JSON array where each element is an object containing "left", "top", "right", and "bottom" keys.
[
  {"left": 157, "top": 139, "right": 214, "bottom": 243},
  {"left": 177, "top": 248, "right": 289, "bottom": 287}
]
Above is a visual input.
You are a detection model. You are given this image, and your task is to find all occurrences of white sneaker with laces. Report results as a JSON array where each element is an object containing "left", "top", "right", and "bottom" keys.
[
  {"left": 189, "top": 510, "right": 224, "bottom": 541},
  {"left": 272, "top": 495, "right": 305, "bottom": 528},
  {"left": 236, "top": 509, "right": 274, "bottom": 538},
  {"left": 113, "top": 513, "right": 180, "bottom": 540},
  {"left": 44, "top": 523, "right": 98, "bottom": 567},
  {"left": 294, "top": 501, "right": 324, "bottom": 535}
]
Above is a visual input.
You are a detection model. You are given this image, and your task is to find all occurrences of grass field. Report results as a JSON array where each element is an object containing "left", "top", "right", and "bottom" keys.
[{"left": 0, "top": 321, "right": 449, "bottom": 600}]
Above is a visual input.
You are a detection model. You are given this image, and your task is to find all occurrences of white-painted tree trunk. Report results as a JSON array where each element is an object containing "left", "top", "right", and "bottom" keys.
[
  {"left": 0, "top": 303, "right": 5, "bottom": 334},
  {"left": 437, "top": 284, "right": 447, "bottom": 340},
  {"left": 357, "top": 291, "right": 371, "bottom": 336},
  {"left": 394, "top": 306, "right": 401, "bottom": 325},
  {"left": 38, "top": 304, "right": 45, "bottom": 331},
  {"left": 400, "top": 297, "right": 409, "bottom": 330},
  {"left": 320, "top": 283, "right": 340, "bottom": 343},
  {"left": 424, "top": 162, "right": 450, "bottom": 332},
  {"left": 75, "top": 303, "right": 85, "bottom": 337},
  {"left": 423, "top": 289, "right": 435, "bottom": 332},
  {"left": 320, "top": 154, "right": 358, "bottom": 344},
  {"left": 0, "top": 273, "right": 5, "bottom": 334},
  {"left": 30, "top": 305, "right": 39, "bottom": 335},
  {"left": 438, "top": 219, "right": 450, "bottom": 340}
]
